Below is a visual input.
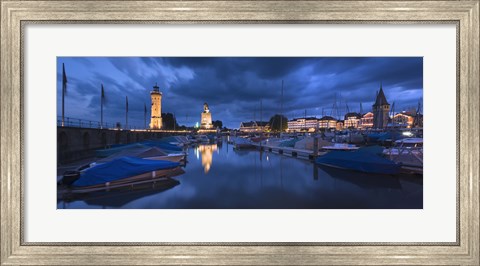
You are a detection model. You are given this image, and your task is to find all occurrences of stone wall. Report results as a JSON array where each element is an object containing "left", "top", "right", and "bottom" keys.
[{"left": 57, "top": 127, "right": 186, "bottom": 164}]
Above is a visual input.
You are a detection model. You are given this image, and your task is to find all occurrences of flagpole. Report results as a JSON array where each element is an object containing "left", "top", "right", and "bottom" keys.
[
  {"left": 100, "top": 84, "right": 104, "bottom": 129},
  {"left": 61, "top": 63, "right": 67, "bottom": 127},
  {"left": 144, "top": 103, "right": 147, "bottom": 129},
  {"left": 125, "top": 96, "right": 128, "bottom": 130},
  {"left": 280, "top": 80, "right": 283, "bottom": 134}
]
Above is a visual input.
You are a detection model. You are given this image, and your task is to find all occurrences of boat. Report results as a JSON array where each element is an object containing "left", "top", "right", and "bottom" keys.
[
  {"left": 95, "top": 146, "right": 185, "bottom": 164},
  {"left": 58, "top": 168, "right": 184, "bottom": 199},
  {"left": 232, "top": 137, "right": 254, "bottom": 149},
  {"left": 195, "top": 135, "right": 210, "bottom": 143},
  {"left": 69, "top": 157, "right": 181, "bottom": 192},
  {"left": 141, "top": 140, "right": 184, "bottom": 153},
  {"left": 315, "top": 146, "right": 401, "bottom": 175},
  {"left": 95, "top": 143, "right": 145, "bottom": 158},
  {"left": 335, "top": 131, "right": 365, "bottom": 144},
  {"left": 186, "top": 135, "right": 197, "bottom": 144},
  {"left": 293, "top": 136, "right": 331, "bottom": 151},
  {"left": 322, "top": 143, "right": 359, "bottom": 151},
  {"left": 159, "top": 136, "right": 189, "bottom": 147},
  {"left": 366, "top": 131, "right": 404, "bottom": 145},
  {"left": 278, "top": 138, "right": 300, "bottom": 147},
  {"left": 250, "top": 135, "right": 268, "bottom": 143},
  {"left": 383, "top": 138, "right": 423, "bottom": 156},
  {"left": 383, "top": 138, "right": 423, "bottom": 174}
]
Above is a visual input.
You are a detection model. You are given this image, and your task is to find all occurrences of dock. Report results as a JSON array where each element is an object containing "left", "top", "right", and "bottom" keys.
[{"left": 250, "top": 143, "right": 323, "bottom": 160}]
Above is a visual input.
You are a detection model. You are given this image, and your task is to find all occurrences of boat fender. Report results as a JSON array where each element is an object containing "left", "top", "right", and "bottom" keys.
[{"left": 152, "top": 171, "right": 156, "bottom": 178}]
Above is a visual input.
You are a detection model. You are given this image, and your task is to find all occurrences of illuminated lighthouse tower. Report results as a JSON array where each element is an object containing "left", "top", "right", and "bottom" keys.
[{"left": 149, "top": 83, "right": 163, "bottom": 129}]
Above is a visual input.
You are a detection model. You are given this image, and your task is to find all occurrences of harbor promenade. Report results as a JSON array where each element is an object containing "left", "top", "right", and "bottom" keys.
[{"left": 57, "top": 126, "right": 189, "bottom": 164}]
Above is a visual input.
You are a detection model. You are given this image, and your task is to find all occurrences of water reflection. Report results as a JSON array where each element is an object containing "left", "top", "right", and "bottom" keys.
[
  {"left": 196, "top": 144, "right": 218, "bottom": 173},
  {"left": 58, "top": 139, "right": 423, "bottom": 209}
]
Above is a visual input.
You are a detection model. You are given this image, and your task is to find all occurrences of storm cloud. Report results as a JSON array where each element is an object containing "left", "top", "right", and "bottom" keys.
[{"left": 57, "top": 57, "right": 423, "bottom": 129}]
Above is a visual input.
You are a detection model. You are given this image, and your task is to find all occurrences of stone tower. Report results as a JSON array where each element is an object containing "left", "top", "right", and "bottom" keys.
[
  {"left": 200, "top": 102, "right": 213, "bottom": 129},
  {"left": 149, "top": 83, "right": 162, "bottom": 129},
  {"left": 372, "top": 84, "right": 390, "bottom": 129}
]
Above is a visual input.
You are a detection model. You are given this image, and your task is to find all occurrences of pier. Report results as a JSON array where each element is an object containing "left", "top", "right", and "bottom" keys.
[
  {"left": 251, "top": 143, "right": 316, "bottom": 160},
  {"left": 250, "top": 137, "right": 324, "bottom": 160}
]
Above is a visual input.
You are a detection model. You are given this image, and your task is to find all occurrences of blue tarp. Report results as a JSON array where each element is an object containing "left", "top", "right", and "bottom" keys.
[
  {"left": 315, "top": 147, "right": 401, "bottom": 175},
  {"left": 95, "top": 143, "right": 145, "bottom": 158},
  {"left": 367, "top": 132, "right": 404, "bottom": 143},
  {"left": 159, "top": 136, "right": 181, "bottom": 144},
  {"left": 141, "top": 140, "right": 183, "bottom": 152},
  {"left": 73, "top": 157, "right": 180, "bottom": 187},
  {"left": 95, "top": 140, "right": 183, "bottom": 158}
]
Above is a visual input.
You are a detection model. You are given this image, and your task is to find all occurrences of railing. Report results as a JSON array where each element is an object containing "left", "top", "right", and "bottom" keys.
[
  {"left": 385, "top": 146, "right": 423, "bottom": 167},
  {"left": 57, "top": 116, "right": 142, "bottom": 130}
]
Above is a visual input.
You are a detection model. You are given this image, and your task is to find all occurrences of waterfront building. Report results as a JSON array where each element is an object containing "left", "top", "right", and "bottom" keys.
[
  {"left": 344, "top": 112, "right": 362, "bottom": 129},
  {"left": 239, "top": 121, "right": 270, "bottom": 132},
  {"left": 372, "top": 84, "right": 390, "bottom": 129},
  {"left": 287, "top": 117, "right": 319, "bottom": 132},
  {"left": 318, "top": 116, "right": 337, "bottom": 129},
  {"left": 149, "top": 83, "right": 163, "bottom": 129},
  {"left": 200, "top": 103, "right": 213, "bottom": 129},
  {"left": 336, "top": 120, "right": 344, "bottom": 131},
  {"left": 392, "top": 112, "right": 415, "bottom": 128},
  {"left": 361, "top": 112, "right": 374, "bottom": 129}
]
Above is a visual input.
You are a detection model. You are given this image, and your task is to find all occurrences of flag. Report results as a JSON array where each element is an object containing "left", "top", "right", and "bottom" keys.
[
  {"left": 62, "top": 63, "right": 68, "bottom": 94},
  {"left": 101, "top": 84, "right": 105, "bottom": 100},
  {"left": 144, "top": 103, "right": 147, "bottom": 114}
]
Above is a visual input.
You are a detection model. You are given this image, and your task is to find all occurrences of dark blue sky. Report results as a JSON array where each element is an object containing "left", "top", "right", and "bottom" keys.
[{"left": 57, "top": 57, "right": 423, "bottom": 129}]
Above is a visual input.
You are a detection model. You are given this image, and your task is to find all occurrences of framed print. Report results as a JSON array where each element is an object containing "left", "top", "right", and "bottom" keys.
[{"left": 1, "top": 0, "right": 478, "bottom": 265}]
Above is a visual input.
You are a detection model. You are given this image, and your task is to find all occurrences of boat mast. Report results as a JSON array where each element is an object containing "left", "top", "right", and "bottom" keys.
[
  {"left": 391, "top": 101, "right": 395, "bottom": 128},
  {"left": 280, "top": 80, "right": 284, "bottom": 134},
  {"left": 304, "top": 109, "right": 307, "bottom": 131},
  {"left": 260, "top": 100, "right": 263, "bottom": 134}
]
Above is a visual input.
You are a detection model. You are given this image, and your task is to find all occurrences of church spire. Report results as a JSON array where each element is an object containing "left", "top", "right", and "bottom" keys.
[{"left": 373, "top": 83, "right": 389, "bottom": 106}]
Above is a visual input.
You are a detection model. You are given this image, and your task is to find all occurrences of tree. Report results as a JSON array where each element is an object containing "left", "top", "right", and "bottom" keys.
[
  {"left": 162, "top": 113, "right": 179, "bottom": 130},
  {"left": 212, "top": 120, "right": 223, "bottom": 129},
  {"left": 269, "top": 114, "right": 288, "bottom": 132}
]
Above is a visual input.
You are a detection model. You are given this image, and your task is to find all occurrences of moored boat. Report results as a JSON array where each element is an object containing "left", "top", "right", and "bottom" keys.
[
  {"left": 383, "top": 138, "right": 423, "bottom": 174},
  {"left": 195, "top": 135, "right": 210, "bottom": 143},
  {"left": 96, "top": 146, "right": 185, "bottom": 164},
  {"left": 232, "top": 137, "right": 254, "bottom": 149},
  {"left": 69, "top": 157, "right": 181, "bottom": 191},
  {"left": 315, "top": 146, "right": 401, "bottom": 175},
  {"left": 322, "top": 143, "right": 359, "bottom": 151}
]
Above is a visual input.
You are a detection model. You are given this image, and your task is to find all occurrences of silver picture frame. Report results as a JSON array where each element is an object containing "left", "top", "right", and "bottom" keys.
[{"left": 1, "top": 1, "right": 478, "bottom": 265}]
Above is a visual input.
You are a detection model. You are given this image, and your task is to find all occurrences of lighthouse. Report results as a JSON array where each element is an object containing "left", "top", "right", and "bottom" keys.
[{"left": 149, "top": 83, "right": 163, "bottom": 129}]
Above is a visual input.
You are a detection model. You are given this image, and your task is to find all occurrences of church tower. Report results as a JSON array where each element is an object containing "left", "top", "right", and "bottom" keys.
[
  {"left": 149, "top": 83, "right": 162, "bottom": 129},
  {"left": 372, "top": 84, "right": 390, "bottom": 129}
]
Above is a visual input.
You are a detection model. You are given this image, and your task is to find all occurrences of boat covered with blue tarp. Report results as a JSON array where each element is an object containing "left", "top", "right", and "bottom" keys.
[
  {"left": 95, "top": 143, "right": 145, "bottom": 158},
  {"left": 367, "top": 131, "right": 404, "bottom": 143},
  {"left": 315, "top": 146, "right": 401, "bottom": 175},
  {"left": 73, "top": 157, "right": 180, "bottom": 187},
  {"left": 141, "top": 140, "right": 183, "bottom": 152}
]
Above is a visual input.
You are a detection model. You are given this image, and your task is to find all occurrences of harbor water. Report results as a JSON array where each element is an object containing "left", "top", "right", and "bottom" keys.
[{"left": 58, "top": 139, "right": 422, "bottom": 209}]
